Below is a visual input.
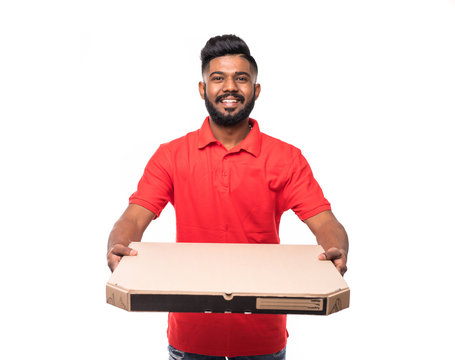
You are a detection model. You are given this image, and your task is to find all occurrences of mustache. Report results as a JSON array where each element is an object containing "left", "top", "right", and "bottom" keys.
[{"left": 215, "top": 93, "right": 245, "bottom": 103}]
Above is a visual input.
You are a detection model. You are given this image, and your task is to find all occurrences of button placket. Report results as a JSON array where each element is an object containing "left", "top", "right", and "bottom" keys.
[{"left": 221, "top": 155, "right": 229, "bottom": 189}]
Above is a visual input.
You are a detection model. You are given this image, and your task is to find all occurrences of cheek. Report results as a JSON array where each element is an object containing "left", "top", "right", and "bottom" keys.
[
  {"left": 240, "top": 85, "right": 255, "bottom": 98},
  {"left": 205, "top": 86, "right": 220, "bottom": 100}
]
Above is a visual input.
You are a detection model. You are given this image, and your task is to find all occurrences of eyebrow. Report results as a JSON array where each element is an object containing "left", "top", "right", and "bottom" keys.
[{"left": 208, "top": 71, "right": 251, "bottom": 78}]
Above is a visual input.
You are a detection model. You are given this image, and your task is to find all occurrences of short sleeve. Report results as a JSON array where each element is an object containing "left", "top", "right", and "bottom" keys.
[
  {"left": 281, "top": 151, "right": 331, "bottom": 221},
  {"left": 129, "top": 144, "right": 174, "bottom": 217}
]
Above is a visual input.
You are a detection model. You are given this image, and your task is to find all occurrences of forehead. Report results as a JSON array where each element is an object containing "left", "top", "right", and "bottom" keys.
[{"left": 205, "top": 55, "right": 253, "bottom": 76}]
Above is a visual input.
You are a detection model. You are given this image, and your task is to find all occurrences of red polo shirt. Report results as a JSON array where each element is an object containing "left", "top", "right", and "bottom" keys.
[{"left": 129, "top": 117, "right": 331, "bottom": 357}]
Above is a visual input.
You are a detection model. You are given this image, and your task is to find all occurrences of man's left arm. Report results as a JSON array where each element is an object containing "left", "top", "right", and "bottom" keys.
[{"left": 304, "top": 210, "right": 349, "bottom": 276}]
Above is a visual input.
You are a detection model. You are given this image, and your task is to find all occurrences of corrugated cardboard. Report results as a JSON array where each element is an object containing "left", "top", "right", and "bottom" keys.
[{"left": 106, "top": 242, "right": 349, "bottom": 315}]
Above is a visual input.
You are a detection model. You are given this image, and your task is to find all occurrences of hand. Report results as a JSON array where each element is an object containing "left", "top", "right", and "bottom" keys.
[
  {"left": 318, "top": 247, "right": 348, "bottom": 276},
  {"left": 107, "top": 244, "right": 138, "bottom": 272}
]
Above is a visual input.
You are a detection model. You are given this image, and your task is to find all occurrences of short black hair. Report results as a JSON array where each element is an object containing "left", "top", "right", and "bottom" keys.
[{"left": 200, "top": 34, "right": 258, "bottom": 76}]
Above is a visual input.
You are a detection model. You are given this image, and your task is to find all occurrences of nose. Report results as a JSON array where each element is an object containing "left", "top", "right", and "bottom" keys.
[{"left": 223, "top": 76, "right": 238, "bottom": 92}]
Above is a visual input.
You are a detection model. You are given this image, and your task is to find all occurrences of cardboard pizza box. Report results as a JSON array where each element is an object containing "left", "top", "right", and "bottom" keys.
[{"left": 106, "top": 242, "right": 349, "bottom": 315}]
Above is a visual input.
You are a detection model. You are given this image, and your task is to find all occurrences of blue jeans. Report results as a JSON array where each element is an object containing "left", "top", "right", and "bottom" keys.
[{"left": 168, "top": 345, "right": 286, "bottom": 360}]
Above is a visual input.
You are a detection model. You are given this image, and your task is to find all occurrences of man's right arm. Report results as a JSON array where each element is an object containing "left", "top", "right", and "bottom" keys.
[{"left": 107, "top": 203, "right": 157, "bottom": 272}]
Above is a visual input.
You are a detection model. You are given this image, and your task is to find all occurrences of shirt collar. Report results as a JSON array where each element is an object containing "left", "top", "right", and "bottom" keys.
[{"left": 197, "top": 117, "right": 262, "bottom": 157}]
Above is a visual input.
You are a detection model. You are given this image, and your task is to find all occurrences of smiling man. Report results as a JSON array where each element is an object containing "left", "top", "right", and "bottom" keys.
[
  {"left": 201, "top": 52, "right": 259, "bottom": 129},
  {"left": 107, "top": 35, "right": 348, "bottom": 359}
]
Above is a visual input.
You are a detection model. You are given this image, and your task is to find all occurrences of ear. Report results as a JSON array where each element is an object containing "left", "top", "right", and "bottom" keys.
[
  {"left": 254, "top": 83, "right": 261, "bottom": 100},
  {"left": 198, "top": 82, "right": 206, "bottom": 100}
]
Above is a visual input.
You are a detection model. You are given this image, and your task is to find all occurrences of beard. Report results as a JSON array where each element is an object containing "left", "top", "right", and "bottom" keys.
[{"left": 204, "top": 87, "right": 256, "bottom": 127}]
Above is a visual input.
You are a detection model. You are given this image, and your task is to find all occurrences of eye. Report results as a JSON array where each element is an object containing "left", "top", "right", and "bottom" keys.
[
  {"left": 236, "top": 76, "right": 249, "bottom": 82},
  {"left": 211, "top": 76, "right": 223, "bottom": 81}
]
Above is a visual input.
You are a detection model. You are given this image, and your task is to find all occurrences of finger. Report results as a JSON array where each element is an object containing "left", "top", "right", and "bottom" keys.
[
  {"left": 322, "top": 248, "right": 343, "bottom": 261},
  {"left": 109, "top": 244, "right": 138, "bottom": 257},
  {"left": 107, "top": 256, "right": 120, "bottom": 272},
  {"left": 332, "top": 257, "right": 348, "bottom": 275},
  {"left": 107, "top": 246, "right": 138, "bottom": 272},
  {"left": 336, "top": 264, "right": 348, "bottom": 276}
]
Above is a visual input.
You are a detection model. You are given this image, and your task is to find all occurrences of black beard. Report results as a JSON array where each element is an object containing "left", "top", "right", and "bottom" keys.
[{"left": 204, "top": 88, "right": 256, "bottom": 127}]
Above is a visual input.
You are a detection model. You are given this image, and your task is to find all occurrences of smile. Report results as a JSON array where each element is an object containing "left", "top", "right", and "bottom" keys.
[{"left": 215, "top": 94, "right": 245, "bottom": 104}]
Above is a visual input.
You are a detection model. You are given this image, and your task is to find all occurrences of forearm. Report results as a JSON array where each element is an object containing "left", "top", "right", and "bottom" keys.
[
  {"left": 304, "top": 210, "right": 349, "bottom": 275},
  {"left": 107, "top": 217, "right": 144, "bottom": 253},
  {"left": 315, "top": 218, "right": 349, "bottom": 255},
  {"left": 106, "top": 204, "right": 156, "bottom": 271},
  {"left": 107, "top": 204, "right": 156, "bottom": 253}
]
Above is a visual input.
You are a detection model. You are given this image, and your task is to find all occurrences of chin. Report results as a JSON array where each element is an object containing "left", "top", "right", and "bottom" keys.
[{"left": 223, "top": 109, "right": 238, "bottom": 115}]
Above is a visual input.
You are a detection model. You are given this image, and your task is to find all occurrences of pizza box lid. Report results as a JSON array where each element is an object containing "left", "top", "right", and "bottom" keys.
[{"left": 106, "top": 242, "right": 349, "bottom": 315}]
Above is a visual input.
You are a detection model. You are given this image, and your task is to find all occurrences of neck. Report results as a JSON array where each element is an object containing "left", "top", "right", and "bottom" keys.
[{"left": 208, "top": 117, "right": 251, "bottom": 150}]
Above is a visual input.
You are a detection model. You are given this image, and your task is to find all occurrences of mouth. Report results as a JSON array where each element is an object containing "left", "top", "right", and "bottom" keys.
[
  {"left": 221, "top": 99, "right": 239, "bottom": 109},
  {"left": 216, "top": 95, "right": 244, "bottom": 110}
]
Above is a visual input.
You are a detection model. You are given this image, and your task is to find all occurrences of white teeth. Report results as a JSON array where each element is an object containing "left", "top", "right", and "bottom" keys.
[{"left": 222, "top": 99, "right": 238, "bottom": 103}]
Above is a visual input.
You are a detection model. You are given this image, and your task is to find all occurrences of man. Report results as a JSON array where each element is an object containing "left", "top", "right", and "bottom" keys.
[{"left": 107, "top": 34, "right": 348, "bottom": 359}]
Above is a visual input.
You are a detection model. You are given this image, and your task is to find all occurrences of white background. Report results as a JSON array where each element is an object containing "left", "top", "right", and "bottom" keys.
[{"left": 1, "top": 1, "right": 454, "bottom": 359}]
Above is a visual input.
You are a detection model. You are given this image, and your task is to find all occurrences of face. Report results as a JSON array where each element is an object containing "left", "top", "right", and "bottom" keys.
[{"left": 199, "top": 55, "right": 261, "bottom": 127}]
